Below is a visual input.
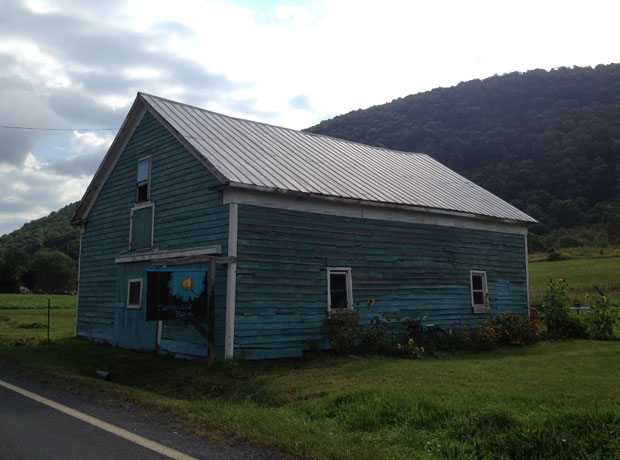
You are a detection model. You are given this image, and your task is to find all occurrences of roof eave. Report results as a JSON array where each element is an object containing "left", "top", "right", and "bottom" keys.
[{"left": 211, "top": 182, "right": 536, "bottom": 225}]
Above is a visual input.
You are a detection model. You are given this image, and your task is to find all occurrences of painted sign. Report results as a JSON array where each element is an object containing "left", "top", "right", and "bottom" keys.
[{"left": 146, "top": 267, "right": 208, "bottom": 321}]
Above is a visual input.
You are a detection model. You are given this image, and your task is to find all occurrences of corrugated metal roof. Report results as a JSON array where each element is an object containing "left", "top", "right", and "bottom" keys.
[{"left": 140, "top": 93, "right": 535, "bottom": 224}]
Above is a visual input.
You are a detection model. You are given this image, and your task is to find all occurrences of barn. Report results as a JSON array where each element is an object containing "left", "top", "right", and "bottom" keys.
[{"left": 71, "top": 92, "right": 536, "bottom": 359}]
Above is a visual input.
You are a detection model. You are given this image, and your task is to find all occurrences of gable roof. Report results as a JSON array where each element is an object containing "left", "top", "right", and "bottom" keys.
[{"left": 72, "top": 92, "right": 536, "bottom": 225}]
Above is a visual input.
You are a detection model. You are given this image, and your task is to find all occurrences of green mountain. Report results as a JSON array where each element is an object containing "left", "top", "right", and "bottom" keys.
[
  {"left": 307, "top": 64, "right": 620, "bottom": 250},
  {"left": 0, "top": 202, "right": 79, "bottom": 292}
]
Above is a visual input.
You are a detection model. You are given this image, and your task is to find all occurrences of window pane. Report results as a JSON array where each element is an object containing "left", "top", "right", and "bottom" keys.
[
  {"left": 472, "top": 274, "right": 483, "bottom": 290},
  {"left": 330, "top": 273, "right": 348, "bottom": 309},
  {"left": 136, "top": 183, "right": 148, "bottom": 202},
  {"left": 473, "top": 291, "right": 484, "bottom": 305},
  {"left": 128, "top": 281, "right": 141, "bottom": 306},
  {"left": 137, "top": 158, "right": 149, "bottom": 183},
  {"left": 330, "top": 273, "right": 346, "bottom": 291}
]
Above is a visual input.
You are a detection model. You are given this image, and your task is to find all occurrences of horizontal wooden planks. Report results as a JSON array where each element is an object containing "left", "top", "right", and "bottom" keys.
[
  {"left": 234, "top": 205, "right": 528, "bottom": 358},
  {"left": 77, "top": 110, "right": 230, "bottom": 353}
]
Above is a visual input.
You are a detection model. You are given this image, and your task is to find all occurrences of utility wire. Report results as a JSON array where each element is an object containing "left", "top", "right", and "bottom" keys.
[{"left": 0, "top": 125, "right": 120, "bottom": 131}]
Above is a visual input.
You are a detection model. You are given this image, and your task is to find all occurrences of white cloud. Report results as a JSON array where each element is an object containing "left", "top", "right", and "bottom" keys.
[
  {"left": 0, "top": 152, "right": 91, "bottom": 235},
  {"left": 23, "top": 0, "right": 58, "bottom": 14},
  {"left": 70, "top": 130, "right": 112, "bottom": 154}
]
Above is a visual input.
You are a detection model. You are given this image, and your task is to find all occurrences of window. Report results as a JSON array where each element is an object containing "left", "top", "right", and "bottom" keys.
[
  {"left": 136, "top": 157, "right": 150, "bottom": 203},
  {"left": 470, "top": 270, "right": 489, "bottom": 313},
  {"left": 127, "top": 279, "right": 143, "bottom": 308},
  {"left": 327, "top": 267, "right": 353, "bottom": 312}
]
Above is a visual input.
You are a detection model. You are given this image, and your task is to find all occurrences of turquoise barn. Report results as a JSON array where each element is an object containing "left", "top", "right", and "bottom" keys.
[{"left": 71, "top": 93, "right": 536, "bottom": 359}]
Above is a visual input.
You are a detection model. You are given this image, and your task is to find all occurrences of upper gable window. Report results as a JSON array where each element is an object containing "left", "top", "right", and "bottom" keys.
[{"left": 136, "top": 157, "right": 150, "bottom": 203}]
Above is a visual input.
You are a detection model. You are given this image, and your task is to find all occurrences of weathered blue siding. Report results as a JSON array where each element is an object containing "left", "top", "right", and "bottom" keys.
[
  {"left": 234, "top": 205, "right": 528, "bottom": 358},
  {"left": 77, "top": 111, "right": 229, "bottom": 355}
]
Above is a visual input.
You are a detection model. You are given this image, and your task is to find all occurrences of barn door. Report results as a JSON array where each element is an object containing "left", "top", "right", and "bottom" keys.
[{"left": 113, "top": 262, "right": 158, "bottom": 350}]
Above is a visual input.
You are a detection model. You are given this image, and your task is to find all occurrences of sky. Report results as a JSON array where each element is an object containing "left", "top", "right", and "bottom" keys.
[{"left": 1, "top": 0, "right": 619, "bottom": 236}]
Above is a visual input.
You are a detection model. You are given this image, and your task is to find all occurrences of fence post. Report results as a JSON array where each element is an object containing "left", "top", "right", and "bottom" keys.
[{"left": 47, "top": 298, "right": 51, "bottom": 343}]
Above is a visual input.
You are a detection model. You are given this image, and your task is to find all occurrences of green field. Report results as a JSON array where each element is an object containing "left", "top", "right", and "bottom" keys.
[
  {"left": 0, "top": 293, "right": 77, "bottom": 309},
  {"left": 0, "top": 294, "right": 76, "bottom": 343},
  {"left": 528, "top": 256, "right": 620, "bottom": 303},
  {"left": 0, "top": 308, "right": 76, "bottom": 343}
]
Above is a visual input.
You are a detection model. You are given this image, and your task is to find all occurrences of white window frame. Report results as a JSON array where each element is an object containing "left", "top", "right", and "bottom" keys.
[
  {"left": 127, "top": 278, "right": 143, "bottom": 309},
  {"left": 327, "top": 267, "right": 353, "bottom": 313},
  {"left": 470, "top": 270, "right": 490, "bottom": 313},
  {"left": 136, "top": 155, "right": 151, "bottom": 203}
]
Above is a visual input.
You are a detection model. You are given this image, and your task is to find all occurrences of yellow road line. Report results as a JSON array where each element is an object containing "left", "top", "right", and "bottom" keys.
[{"left": 0, "top": 378, "right": 198, "bottom": 460}]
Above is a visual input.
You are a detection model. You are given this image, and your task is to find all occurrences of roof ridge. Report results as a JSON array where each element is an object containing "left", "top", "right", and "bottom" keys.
[{"left": 138, "top": 92, "right": 429, "bottom": 158}]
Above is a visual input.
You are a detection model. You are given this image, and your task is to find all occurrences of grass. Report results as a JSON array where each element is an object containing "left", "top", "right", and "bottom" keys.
[
  {"left": 529, "top": 246, "right": 620, "bottom": 262},
  {"left": 0, "top": 294, "right": 77, "bottom": 343},
  {"left": 0, "top": 293, "right": 77, "bottom": 309},
  {"left": 0, "top": 308, "right": 76, "bottom": 343},
  {"left": 529, "top": 257, "right": 620, "bottom": 303},
  {"left": 1, "top": 338, "right": 619, "bottom": 460}
]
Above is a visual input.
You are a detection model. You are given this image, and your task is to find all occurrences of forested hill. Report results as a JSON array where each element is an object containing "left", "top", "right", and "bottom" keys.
[
  {"left": 0, "top": 202, "right": 79, "bottom": 264},
  {"left": 0, "top": 202, "right": 79, "bottom": 292},
  {"left": 307, "top": 64, "right": 620, "bottom": 249}
]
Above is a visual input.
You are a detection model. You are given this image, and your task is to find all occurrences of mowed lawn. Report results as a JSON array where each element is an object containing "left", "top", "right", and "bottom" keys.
[{"left": 529, "top": 256, "right": 620, "bottom": 303}]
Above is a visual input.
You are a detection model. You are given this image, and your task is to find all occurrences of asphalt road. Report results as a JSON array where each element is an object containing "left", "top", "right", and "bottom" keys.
[
  {"left": 0, "top": 364, "right": 289, "bottom": 460},
  {"left": 0, "top": 383, "right": 173, "bottom": 460}
]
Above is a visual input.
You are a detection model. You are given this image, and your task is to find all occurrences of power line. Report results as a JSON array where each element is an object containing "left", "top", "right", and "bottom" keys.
[{"left": 0, "top": 125, "right": 120, "bottom": 131}]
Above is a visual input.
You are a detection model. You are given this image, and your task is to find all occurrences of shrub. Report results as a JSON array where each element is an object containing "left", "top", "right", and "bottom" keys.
[
  {"left": 358, "top": 299, "right": 397, "bottom": 353},
  {"left": 538, "top": 278, "right": 587, "bottom": 339},
  {"left": 546, "top": 250, "right": 566, "bottom": 262},
  {"left": 321, "top": 310, "right": 360, "bottom": 354},
  {"left": 393, "top": 338, "right": 425, "bottom": 358},
  {"left": 583, "top": 294, "right": 619, "bottom": 339},
  {"left": 442, "top": 313, "right": 538, "bottom": 352},
  {"left": 481, "top": 313, "right": 539, "bottom": 346}
]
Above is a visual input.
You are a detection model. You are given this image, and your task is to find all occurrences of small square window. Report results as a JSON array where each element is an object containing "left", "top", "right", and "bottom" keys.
[
  {"left": 470, "top": 270, "right": 489, "bottom": 313},
  {"left": 136, "top": 157, "right": 150, "bottom": 203},
  {"left": 327, "top": 267, "right": 353, "bottom": 312},
  {"left": 127, "top": 279, "right": 143, "bottom": 309}
]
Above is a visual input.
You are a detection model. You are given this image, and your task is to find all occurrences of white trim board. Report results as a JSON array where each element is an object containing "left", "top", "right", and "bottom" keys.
[
  {"left": 225, "top": 203, "right": 238, "bottom": 359},
  {"left": 115, "top": 245, "right": 221, "bottom": 264},
  {"left": 222, "top": 188, "right": 529, "bottom": 236}
]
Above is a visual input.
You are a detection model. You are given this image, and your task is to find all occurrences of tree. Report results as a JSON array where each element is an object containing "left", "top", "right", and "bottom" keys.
[
  {"left": 0, "top": 260, "right": 20, "bottom": 293},
  {"left": 30, "top": 249, "right": 77, "bottom": 293}
]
